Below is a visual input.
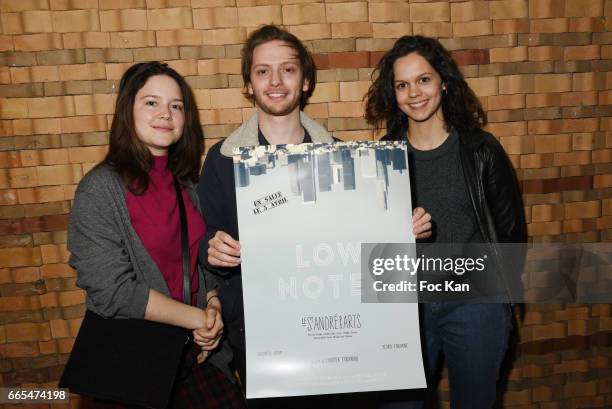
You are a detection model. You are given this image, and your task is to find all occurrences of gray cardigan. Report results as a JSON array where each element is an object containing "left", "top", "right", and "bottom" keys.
[{"left": 68, "top": 163, "right": 233, "bottom": 379}]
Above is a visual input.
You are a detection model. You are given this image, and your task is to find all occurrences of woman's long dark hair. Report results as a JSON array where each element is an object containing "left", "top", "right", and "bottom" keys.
[
  {"left": 364, "top": 35, "right": 486, "bottom": 139},
  {"left": 105, "top": 62, "right": 203, "bottom": 194}
]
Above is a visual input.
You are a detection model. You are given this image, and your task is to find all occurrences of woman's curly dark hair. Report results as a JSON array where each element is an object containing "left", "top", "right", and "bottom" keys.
[{"left": 364, "top": 35, "right": 486, "bottom": 139}]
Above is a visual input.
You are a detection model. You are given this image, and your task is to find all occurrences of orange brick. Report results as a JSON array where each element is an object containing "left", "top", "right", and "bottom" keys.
[
  {"left": 0, "top": 295, "right": 40, "bottom": 311},
  {"left": 13, "top": 33, "right": 62, "bottom": 51},
  {"left": 288, "top": 24, "right": 331, "bottom": 41},
  {"left": 372, "top": 23, "right": 412, "bottom": 39},
  {"left": 534, "top": 74, "right": 572, "bottom": 93},
  {"left": 499, "top": 74, "right": 534, "bottom": 94},
  {"left": 110, "top": 31, "right": 156, "bottom": 48},
  {"left": 51, "top": 10, "right": 100, "bottom": 32},
  {"left": 193, "top": 7, "right": 238, "bottom": 29},
  {"left": 328, "top": 101, "right": 364, "bottom": 118},
  {"left": 466, "top": 77, "right": 498, "bottom": 96},
  {"left": 493, "top": 18, "right": 530, "bottom": 34},
  {"left": 40, "top": 243, "right": 69, "bottom": 264},
  {"left": 193, "top": 89, "right": 211, "bottom": 109},
  {"left": 573, "top": 72, "right": 606, "bottom": 91},
  {"left": 5, "top": 322, "right": 51, "bottom": 342},
  {"left": 410, "top": 2, "right": 450, "bottom": 23},
  {"left": 200, "top": 108, "right": 243, "bottom": 125},
  {"left": 452, "top": 20, "right": 492, "bottom": 37},
  {"left": 339, "top": 81, "right": 369, "bottom": 102},
  {"left": 1, "top": 12, "right": 23, "bottom": 34},
  {"left": 520, "top": 153, "right": 554, "bottom": 168},
  {"left": 489, "top": 0, "right": 528, "bottom": 19},
  {"left": 564, "top": 381, "right": 597, "bottom": 398},
  {"left": 8, "top": 167, "right": 38, "bottom": 188},
  {"left": 325, "top": 2, "right": 368, "bottom": 23},
  {"left": 0, "top": 98, "right": 28, "bottom": 119},
  {"left": 59, "top": 63, "right": 106, "bottom": 81},
  {"left": 531, "top": 204, "right": 564, "bottom": 223},
  {"left": 302, "top": 102, "right": 328, "bottom": 119},
  {"left": 49, "top": 0, "right": 98, "bottom": 9},
  {"left": 534, "top": 134, "right": 571, "bottom": 153},
  {"left": 594, "top": 174, "right": 612, "bottom": 188},
  {"left": 156, "top": 29, "right": 202, "bottom": 47},
  {"left": 450, "top": 1, "right": 489, "bottom": 22},
  {"left": 27, "top": 96, "right": 75, "bottom": 119},
  {"left": 369, "top": 2, "right": 411, "bottom": 22},
  {"left": 165, "top": 59, "right": 197, "bottom": 77},
  {"left": 486, "top": 121, "right": 527, "bottom": 136},
  {"left": 332, "top": 22, "right": 373, "bottom": 39},
  {"left": 58, "top": 290, "right": 85, "bottom": 306},
  {"left": 412, "top": 22, "right": 452, "bottom": 37},
  {"left": 490, "top": 46, "right": 528, "bottom": 62},
  {"left": 0, "top": 0, "right": 49, "bottom": 12},
  {"left": 99, "top": 9, "right": 147, "bottom": 31},
  {"left": 530, "top": 18, "right": 569, "bottom": 33},
  {"left": 68, "top": 146, "right": 108, "bottom": 164},
  {"left": 147, "top": 7, "right": 193, "bottom": 30},
  {"left": 502, "top": 390, "right": 532, "bottom": 406},
  {"left": 60, "top": 115, "right": 108, "bottom": 134},
  {"left": 99, "top": 0, "right": 146, "bottom": 8},
  {"left": 560, "top": 91, "right": 598, "bottom": 106},
  {"left": 36, "top": 164, "right": 83, "bottom": 186},
  {"left": 564, "top": 45, "right": 600, "bottom": 61},
  {"left": 32, "top": 66, "right": 60, "bottom": 83},
  {"left": 529, "top": 0, "right": 565, "bottom": 18},
  {"left": 310, "top": 82, "right": 339, "bottom": 104},
  {"left": 564, "top": 201, "right": 601, "bottom": 219},
  {"left": 528, "top": 46, "right": 563, "bottom": 61},
  {"left": 63, "top": 32, "right": 111, "bottom": 49},
  {"left": 570, "top": 16, "right": 606, "bottom": 32},
  {"left": 2, "top": 10, "right": 53, "bottom": 34},
  {"left": 237, "top": 5, "right": 282, "bottom": 26},
  {"left": 74, "top": 94, "right": 116, "bottom": 116},
  {"left": 565, "top": 0, "right": 603, "bottom": 17},
  {"left": 500, "top": 135, "right": 533, "bottom": 154},
  {"left": 487, "top": 94, "right": 525, "bottom": 110},
  {"left": 210, "top": 88, "right": 251, "bottom": 109},
  {"left": 282, "top": 3, "right": 326, "bottom": 25},
  {"left": 39, "top": 339, "right": 58, "bottom": 355},
  {"left": 18, "top": 186, "right": 66, "bottom": 204},
  {"left": 40, "top": 263, "right": 75, "bottom": 278},
  {"left": 201, "top": 28, "right": 245, "bottom": 45}
]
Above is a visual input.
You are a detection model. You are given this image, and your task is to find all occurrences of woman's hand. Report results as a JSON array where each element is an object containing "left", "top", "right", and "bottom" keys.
[
  {"left": 208, "top": 231, "right": 241, "bottom": 267},
  {"left": 192, "top": 297, "right": 224, "bottom": 351},
  {"left": 412, "top": 207, "right": 432, "bottom": 240}
]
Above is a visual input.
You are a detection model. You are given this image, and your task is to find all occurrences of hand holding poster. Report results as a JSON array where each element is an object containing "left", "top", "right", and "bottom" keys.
[{"left": 234, "top": 141, "right": 426, "bottom": 398}]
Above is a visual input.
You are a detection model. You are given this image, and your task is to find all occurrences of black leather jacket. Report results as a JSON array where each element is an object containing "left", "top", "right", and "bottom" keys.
[{"left": 384, "top": 128, "right": 527, "bottom": 302}]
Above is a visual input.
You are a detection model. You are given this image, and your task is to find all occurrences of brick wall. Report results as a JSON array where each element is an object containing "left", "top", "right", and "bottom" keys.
[{"left": 0, "top": 0, "right": 610, "bottom": 408}]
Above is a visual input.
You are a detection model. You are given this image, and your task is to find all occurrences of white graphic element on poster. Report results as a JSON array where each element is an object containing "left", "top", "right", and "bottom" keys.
[{"left": 234, "top": 141, "right": 426, "bottom": 398}]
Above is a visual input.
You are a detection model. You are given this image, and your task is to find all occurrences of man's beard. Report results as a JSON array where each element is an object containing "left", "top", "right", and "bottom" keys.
[{"left": 254, "top": 91, "right": 302, "bottom": 117}]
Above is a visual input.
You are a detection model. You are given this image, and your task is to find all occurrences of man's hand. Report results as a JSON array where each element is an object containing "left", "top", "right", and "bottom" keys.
[
  {"left": 208, "top": 231, "right": 241, "bottom": 267},
  {"left": 412, "top": 207, "right": 432, "bottom": 240}
]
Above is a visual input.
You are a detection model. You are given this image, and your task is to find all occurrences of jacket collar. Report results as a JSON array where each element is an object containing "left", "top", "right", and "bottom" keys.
[
  {"left": 219, "top": 111, "right": 333, "bottom": 157},
  {"left": 459, "top": 128, "right": 488, "bottom": 151}
]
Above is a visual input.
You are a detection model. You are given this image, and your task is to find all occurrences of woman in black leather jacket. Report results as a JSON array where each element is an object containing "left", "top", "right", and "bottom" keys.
[{"left": 365, "top": 36, "right": 526, "bottom": 409}]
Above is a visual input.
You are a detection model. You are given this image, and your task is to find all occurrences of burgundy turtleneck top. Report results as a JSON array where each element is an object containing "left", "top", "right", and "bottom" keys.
[{"left": 127, "top": 155, "right": 206, "bottom": 303}]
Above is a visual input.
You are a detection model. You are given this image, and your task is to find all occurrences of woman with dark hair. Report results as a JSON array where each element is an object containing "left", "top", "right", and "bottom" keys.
[
  {"left": 365, "top": 36, "right": 526, "bottom": 408},
  {"left": 67, "top": 62, "right": 245, "bottom": 409}
]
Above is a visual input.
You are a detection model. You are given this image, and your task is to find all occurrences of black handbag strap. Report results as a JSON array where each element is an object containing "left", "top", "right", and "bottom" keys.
[{"left": 173, "top": 177, "right": 191, "bottom": 306}]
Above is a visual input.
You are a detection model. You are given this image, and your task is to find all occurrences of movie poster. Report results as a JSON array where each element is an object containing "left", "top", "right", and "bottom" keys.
[{"left": 234, "top": 141, "right": 425, "bottom": 398}]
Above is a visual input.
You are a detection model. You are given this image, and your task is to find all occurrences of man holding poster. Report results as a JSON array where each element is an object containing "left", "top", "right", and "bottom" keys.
[{"left": 197, "top": 25, "right": 431, "bottom": 407}]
